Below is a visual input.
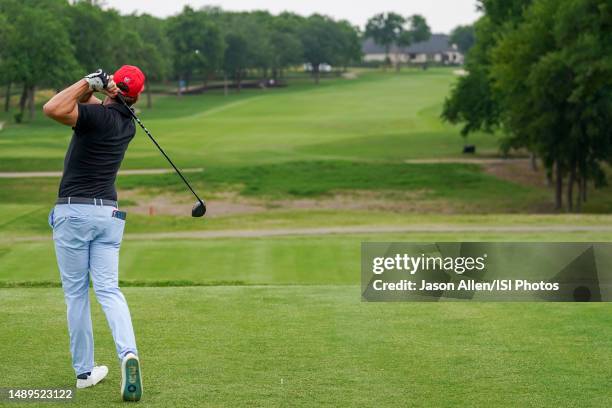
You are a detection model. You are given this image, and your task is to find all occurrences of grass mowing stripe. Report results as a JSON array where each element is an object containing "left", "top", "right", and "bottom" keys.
[
  {"left": 0, "top": 280, "right": 248, "bottom": 288},
  {"left": 1, "top": 206, "right": 612, "bottom": 237},
  {"left": 2, "top": 231, "right": 612, "bottom": 285},
  {"left": 0, "top": 281, "right": 353, "bottom": 288}
]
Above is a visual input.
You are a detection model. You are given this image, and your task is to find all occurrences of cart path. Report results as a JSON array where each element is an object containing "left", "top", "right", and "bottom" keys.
[
  {"left": 0, "top": 159, "right": 527, "bottom": 178},
  {"left": 4, "top": 224, "right": 611, "bottom": 243},
  {"left": 124, "top": 224, "right": 612, "bottom": 239},
  {"left": 0, "top": 168, "right": 204, "bottom": 178}
]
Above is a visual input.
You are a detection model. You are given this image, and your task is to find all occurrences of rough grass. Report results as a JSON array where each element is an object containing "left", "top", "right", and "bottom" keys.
[
  {"left": 0, "top": 157, "right": 550, "bottom": 216},
  {"left": 115, "top": 160, "right": 541, "bottom": 206},
  {"left": 0, "top": 160, "right": 536, "bottom": 200}
]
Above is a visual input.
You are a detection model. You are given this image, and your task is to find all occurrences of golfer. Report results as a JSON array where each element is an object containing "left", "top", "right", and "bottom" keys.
[{"left": 43, "top": 66, "right": 145, "bottom": 401}]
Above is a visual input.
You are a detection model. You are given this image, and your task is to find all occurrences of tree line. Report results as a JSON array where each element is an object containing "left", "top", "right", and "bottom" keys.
[
  {"left": 442, "top": 0, "right": 612, "bottom": 212},
  {"left": 0, "top": 0, "right": 362, "bottom": 119}
]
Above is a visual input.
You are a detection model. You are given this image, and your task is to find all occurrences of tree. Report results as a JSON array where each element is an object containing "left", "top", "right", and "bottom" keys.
[
  {"left": 167, "top": 6, "right": 224, "bottom": 93},
  {"left": 236, "top": 13, "right": 274, "bottom": 80},
  {"left": 268, "top": 12, "right": 305, "bottom": 79},
  {"left": 441, "top": 17, "right": 501, "bottom": 137},
  {"left": 449, "top": 24, "right": 475, "bottom": 54},
  {"left": 365, "top": 12, "right": 405, "bottom": 67},
  {"left": 222, "top": 32, "right": 249, "bottom": 91},
  {"left": 109, "top": 25, "right": 160, "bottom": 106},
  {"left": 194, "top": 9, "right": 225, "bottom": 88},
  {"left": 218, "top": 12, "right": 274, "bottom": 90},
  {"left": 0, "top": 11, "right": 13, "bottom": 112},
  {"left": 123, "top": 13, "right": 171, "bottom": 108},
  {"left": 479, "top": 0, "right": 532, "bottom": 25},
  {"left": 441, "top": 0, "right": 531, "bottom": 136},
  {"left": 444, "top": 0, "right": 611, "bottom": 212},
  {"left": 492, "top": 0, "right": 612, "bottom": 211},
  {"left": 492, "top": 2, "right": 568, "bottom": 208},
  {"left": 299, "top": 15, "right": 342, "bottom": 83},
  {"left": 335, "top": 20, "right": 363, "bottom": 70},
  {"left": 67, "top": 1, "right": 116, "bottom": 71},
  {"left": 4, "top": 2, "right": 80, "bottom": 120},
  {"left": 396, "top": 14, "right": 431, "bottom": 70},
  {"left": 557, "top": 0, "right": 612, "bottom": 210},
  {"left": 0, "top": 4, "right": 368, "bottom": 109}
]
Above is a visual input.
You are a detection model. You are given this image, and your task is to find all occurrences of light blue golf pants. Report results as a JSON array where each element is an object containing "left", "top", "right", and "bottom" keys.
[{"left": 49, "top": 203, "right": 137, "bottom": 376}]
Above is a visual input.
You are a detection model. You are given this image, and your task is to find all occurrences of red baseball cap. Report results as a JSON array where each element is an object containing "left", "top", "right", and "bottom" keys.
[{"left": 113, "top": 65, "right": 146, "bottom": 98}]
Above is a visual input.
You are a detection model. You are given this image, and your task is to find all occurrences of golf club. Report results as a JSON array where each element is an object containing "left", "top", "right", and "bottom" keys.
[{"left": 116, "top": 93, "right": 206, "bottom": 217}]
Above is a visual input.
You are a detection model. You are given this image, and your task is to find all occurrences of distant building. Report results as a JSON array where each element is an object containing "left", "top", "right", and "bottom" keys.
[{"left": 362, "top": 34, "right": 464, "bottom": 65}]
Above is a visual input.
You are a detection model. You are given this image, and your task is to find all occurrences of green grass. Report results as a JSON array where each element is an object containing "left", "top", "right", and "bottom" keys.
[
  {"left": 0, "top": 69, "right": 499, "bottom": 172},
  {"left": 1, "top": 68, "right": 611, "bottom": 407},
  {"left": 114, "top": 161, "right": 544, "bottom": 209},
  {"left": 0, "top": 158, "right": 551, "bottom": 219},
  {"left": 0, "top": 160, "right": 535, "bottom": 200},
  {"left": 0, "top": 201, "right": 610, "bottom": 237},
  {"left": 1, "top": 68, "right": 610, "bottom": 213},
  {"left": 2, "top": 287, "right": 612, "bottom": 407},
  {"left": 2, "top": 231, "right": 611, "bottom": 285}
]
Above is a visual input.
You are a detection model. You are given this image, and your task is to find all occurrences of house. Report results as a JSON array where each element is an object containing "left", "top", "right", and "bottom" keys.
[{"left": 362, "top": 33, "right": 464, "bottom": 65}]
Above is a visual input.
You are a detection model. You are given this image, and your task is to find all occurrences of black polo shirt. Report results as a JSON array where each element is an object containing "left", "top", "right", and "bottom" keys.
[{"left": 58, "top": 102, "right": 135, "bottom": 201}]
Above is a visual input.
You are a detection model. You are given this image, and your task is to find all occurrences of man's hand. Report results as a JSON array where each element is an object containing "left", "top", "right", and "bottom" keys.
[
  {"left": 44, "top": 71, "right": 119, "bottom": 127},
  {"left": 84, "top": 69, "right": 110, "bottom": 92},
  {"left": 104, "top": 75, "right": 119, "bottom": 98}
]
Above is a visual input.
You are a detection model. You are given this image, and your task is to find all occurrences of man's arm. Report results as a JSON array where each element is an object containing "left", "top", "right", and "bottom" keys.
[
  {"left": 43, "top": 70, "right": 118, "bottom": 127},
  {"left": 43, "top": 79, "right": 91, "bottom": 126},
  {"left": 78, "top": 88, "right": 103, "bottom": 105}
]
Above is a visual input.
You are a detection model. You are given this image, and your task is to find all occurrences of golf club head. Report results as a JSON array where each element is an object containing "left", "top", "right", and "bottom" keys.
[{"left": 192, "top": 200, "right": 206, "bottom": 217}]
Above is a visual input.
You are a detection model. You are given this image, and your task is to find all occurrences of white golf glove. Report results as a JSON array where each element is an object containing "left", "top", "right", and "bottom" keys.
[{"left": 84, "top": 69, "right": 110, "bottom": 92}]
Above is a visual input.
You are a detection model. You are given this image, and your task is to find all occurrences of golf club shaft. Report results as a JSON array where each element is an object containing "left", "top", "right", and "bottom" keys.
[{"left": 116, "top": 94, "right": 204, "bottom": 204}]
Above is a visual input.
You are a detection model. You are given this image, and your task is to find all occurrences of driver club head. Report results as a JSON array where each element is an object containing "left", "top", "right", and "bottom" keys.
[{"left": 192, "top": 200, "right": 206, "bottom": 217}]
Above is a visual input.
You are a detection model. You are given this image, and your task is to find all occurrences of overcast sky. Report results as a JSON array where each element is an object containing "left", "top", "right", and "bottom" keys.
[{"left": 102, "top": 0, "right": 481, "bottom": 34}]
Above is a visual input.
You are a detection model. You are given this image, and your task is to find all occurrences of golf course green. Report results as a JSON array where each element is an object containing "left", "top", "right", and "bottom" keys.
[{"left": 1, "top": 68, "right": 611, "bottom": 406}]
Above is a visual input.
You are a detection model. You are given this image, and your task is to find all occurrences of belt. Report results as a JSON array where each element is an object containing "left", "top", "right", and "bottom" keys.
[{"left": 56, "top": 197, "right": 118, "bottom": 207}]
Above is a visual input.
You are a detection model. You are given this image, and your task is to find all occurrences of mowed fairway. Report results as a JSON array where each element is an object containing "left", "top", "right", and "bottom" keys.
[
  {"left": 1, "top": 69, "right": 611, "bottom": 406},
  {"left": 0, "top": 69, "right": 499, "bottom": 171},
  {"left": 3, "top": 287, "right": 612, "bottom": 407}
]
